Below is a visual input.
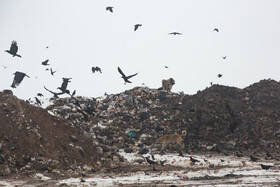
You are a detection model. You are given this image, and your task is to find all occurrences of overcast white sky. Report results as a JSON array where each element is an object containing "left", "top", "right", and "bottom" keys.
[{"left": 0, "top": 0, "right": 280, "bottom": 100}]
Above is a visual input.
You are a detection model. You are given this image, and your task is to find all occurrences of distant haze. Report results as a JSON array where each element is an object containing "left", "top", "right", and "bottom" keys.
[{"left": 0, "top": 0, "right": 280, "bottom": 100}]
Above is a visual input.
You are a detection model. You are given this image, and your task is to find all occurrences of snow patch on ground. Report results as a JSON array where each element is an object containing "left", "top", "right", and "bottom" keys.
[{"left": 56, "top": 152, "right": 280, "bottom": 186}]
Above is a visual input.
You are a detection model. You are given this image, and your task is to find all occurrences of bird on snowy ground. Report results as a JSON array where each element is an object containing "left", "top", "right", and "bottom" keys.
[
  {"left": 190, "top": 155, "right": 200, "bottom": 164},
  {"left": 145, "top": 157, "right": 157, "bottom": 165},
  {"left": 261, "top": 164, "right": 273, "bottom": 170}
]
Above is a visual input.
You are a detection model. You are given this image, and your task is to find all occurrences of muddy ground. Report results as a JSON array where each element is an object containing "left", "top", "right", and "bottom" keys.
[{"left": 0, "top": 152, "right": 280, "bottom": 186}]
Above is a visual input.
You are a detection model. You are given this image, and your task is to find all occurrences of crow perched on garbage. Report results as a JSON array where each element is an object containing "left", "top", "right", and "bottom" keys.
[
  {"left": 5, "top": 41, "right": 22, "bottom": 57},
  {"left": 134, "top": 24, "right": 142, "bottom": 31},
  {"left": 42, "top": 59, "right": 50, "bottom": 66},
  {"left": 261, "top": 164, "right": 273, "bottom": 170},
  {"left": 11, "top": 71, "right": 30, "bottom": 88},
  {"left": 35, "top": 97, "right": 42, "bottom": 105},
  {"left": 92, "top": 66, "right": 102, "bottom": 73},
  {"left": 106, "top": 6, "right": 113, "bottom": 12},
  {"left": 117, "top": 67, "right": 138, "bottom": 84},
  {"left": 169, "top": 32, "right": 182, "bottom": 35}
]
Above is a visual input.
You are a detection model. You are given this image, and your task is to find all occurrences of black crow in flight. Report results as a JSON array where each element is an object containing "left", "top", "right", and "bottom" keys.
[
  {"left": 164, "top": 66, "right": 168, "bottom": 68},
  {"left": 169, "top": 32, "right": 182, "bottom": 35},
  {"left": 11, "top": 71, "right": 30, "bottom": 88},
  {"left": 117, "top": 67, "right": 138, "bottom": 84},
  {"left": 3, "top": 65, "right": 7, "bottom": 69},
  {"left": 222, "top": 56, "right": 227, "bottom": 59},
  {"left": 92, "top": 66, "right": 102, "bottom": 73},
  {"left": 213, "top": 28, "right": 219, "bottom": 32},
  {"left": 50, "top": 68, "right": 56, "bottom": 75},
  {"left": 106, "top": 6, "right": 114, "bottom": 12},
  {"left": 37, "top": 93, "right": 44, "bottom": 97},
  {"left": 42, "top": 59, "right": 50, "bottom": 66},
  {"left": 44, "top": 86, "right": 65, "bottom": 98},
  {"left": 5, "top": 41, "right": 22, "bottom": 57},
  {"left": 134, "top": 24, "right": 142, "bottom": 31},
  {"left": 218, "top": 74, "right": 222, "bottom": 78},
  {"left": 58, "top": 78, "right": 72, "bottom": 92}
]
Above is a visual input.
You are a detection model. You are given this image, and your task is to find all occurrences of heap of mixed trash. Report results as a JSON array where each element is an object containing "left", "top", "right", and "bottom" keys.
[
  {"left": 47, "top": 79, "right": 280, "bottom": 155},
  {"left": 0, "top": 79, "right": 279, "bottom": 177}
]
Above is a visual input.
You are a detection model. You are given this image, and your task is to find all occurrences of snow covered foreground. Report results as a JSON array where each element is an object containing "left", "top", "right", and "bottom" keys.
[
  {"left": 1, "top": 152, "right": 279, "bottom": 186},
  {"left": 56, "top": 152, "right": 280, "bottom": 186}
]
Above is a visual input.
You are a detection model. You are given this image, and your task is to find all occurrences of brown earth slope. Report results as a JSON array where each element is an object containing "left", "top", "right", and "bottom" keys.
[{"left": 0, "top": 92, "right": 124, "bottom": 177}]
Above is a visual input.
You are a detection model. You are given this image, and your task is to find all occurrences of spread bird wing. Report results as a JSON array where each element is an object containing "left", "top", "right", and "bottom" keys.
[
  {"left": 117, "top": 67, "right": 126, "bottom": 77},
  {"left": 11, "top": 72, "right": 26, "bottom": 88},
  {"left": 126, "top": 72, "right": 138, "bottom": 79},
  {"left": 44, "top": 86, "right": 64, "bottom": 96}
]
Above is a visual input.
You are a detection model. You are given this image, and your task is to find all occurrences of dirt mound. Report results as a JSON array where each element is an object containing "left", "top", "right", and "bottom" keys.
[
  {"left": 0, "top": 92, "right": 124, "bottom": 177},
  {"left": 46, "top": 79, "right": 280, "bottom": 157}
]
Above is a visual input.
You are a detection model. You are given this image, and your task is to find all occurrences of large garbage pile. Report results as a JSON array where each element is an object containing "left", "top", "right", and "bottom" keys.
[
  {"left": 0, "top": 92, "right": 125, "bottom": 177},
  {"left": 47, "top": 79, "right": 280, "bottom": 155}
]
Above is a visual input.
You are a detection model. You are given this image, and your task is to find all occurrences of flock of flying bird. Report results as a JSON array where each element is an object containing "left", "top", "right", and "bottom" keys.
[
  {"left": 4, "top": 5, "right": 226, "bottom": 105},
  {"left": 3, "top": 39, "right": 140, "bottom": 105}
]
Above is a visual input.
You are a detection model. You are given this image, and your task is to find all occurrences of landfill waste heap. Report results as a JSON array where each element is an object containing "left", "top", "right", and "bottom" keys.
[
  {"left": 0, "top": 79, "right": 279, "bottom": 177},
  {"left": 47, "top": 79, "right": 280, "bottom": 155}
]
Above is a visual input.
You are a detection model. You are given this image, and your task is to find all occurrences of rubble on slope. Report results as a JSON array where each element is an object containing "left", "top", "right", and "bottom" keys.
[
  {"left": 0, "top": 92, "right": 125, "bottom": 177},
  {"left": 46, "top": 79, "right": 280, "bottom": 157}
]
